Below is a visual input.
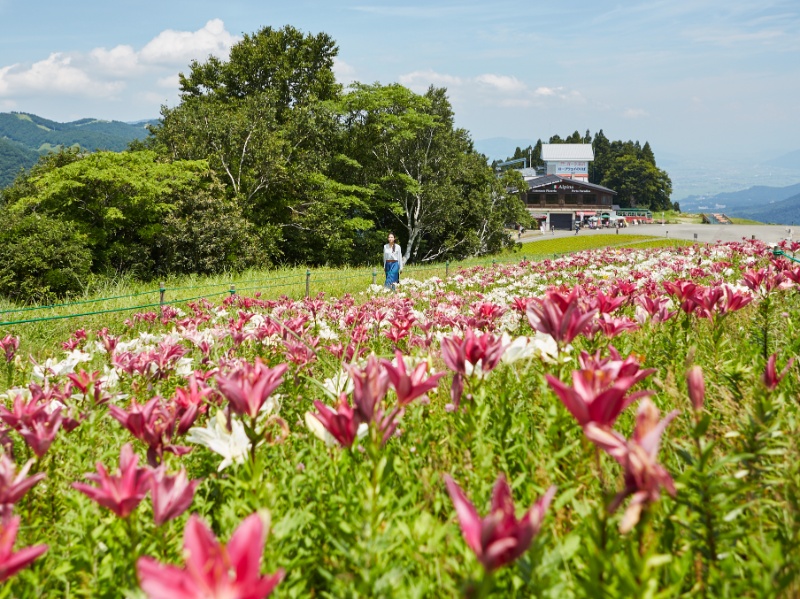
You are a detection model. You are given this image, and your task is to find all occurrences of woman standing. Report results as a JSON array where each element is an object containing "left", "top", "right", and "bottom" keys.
[{"left": 383, "top": 233, "right": 403, "bottom": 289}]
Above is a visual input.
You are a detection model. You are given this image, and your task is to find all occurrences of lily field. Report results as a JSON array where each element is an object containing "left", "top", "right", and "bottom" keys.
[{"left": 1, "top": 237, "right": 799, "bottom": 598}]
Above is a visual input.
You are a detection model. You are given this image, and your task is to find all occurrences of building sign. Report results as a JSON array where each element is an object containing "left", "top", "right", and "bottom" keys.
[
  {"left": 555, "top": 161, "right": 588, "bottom": 176},
  {"left": 533, "top": 184, "right": 592, "bottom": 194}
]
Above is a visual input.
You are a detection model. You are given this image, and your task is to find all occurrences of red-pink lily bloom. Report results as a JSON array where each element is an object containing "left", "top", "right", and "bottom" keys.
[
  {"left": 309, "top": 395, "right": 364, "bottom": 448},
  {"left": 526, "top": 288, "right": 597, "bottom": 346},
  {"left": 763, "top": 353, "right": 795, "bottom": 390},
  {"left": 445, "top": 474, "right": 556, "bottom": 573},
  {"left": 72, "top": 443, "right": 152, "bottom": 518},
  {"left": 0, "top": 516, "right": 48, "bottom": 583},
  {"left": 109, "top": 397, "right": 192, "bottom": 467},
  {"left": 137, "top": 512, "right": 284, "bottom": 599},
  {"left": 584, "top": 398, "right": 679, "bottom": 532},
  {"left": 347, "top": 355, "right": 390, "bottom": 423},
  {"left": 686, "top": 366, "right": 705, "bottom": 411},
  {"left": 216, "top": 360, "right": 288, "bottom": 419},
  {"left": 380, "top": 351, "right": 444, "bottom": 406},
  {"left": 441, "top": 329, "right": 505, "bottom": 407},
  {"left": 0, "top": 335, "right": 19, "bottom": 364},
  {"left": 546, "top": 347, "right": 655, "bottom": 427},
  {"left": 150, "top": 466, "right": 200, "bottom": 526},
  {"left": 0, "top": 455, "right": 46, "bottom": 518}
]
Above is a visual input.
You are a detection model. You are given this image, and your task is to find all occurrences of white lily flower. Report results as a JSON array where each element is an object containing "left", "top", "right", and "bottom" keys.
[{"left": 186, "top": 410, "right": 253, "bottom": 471}]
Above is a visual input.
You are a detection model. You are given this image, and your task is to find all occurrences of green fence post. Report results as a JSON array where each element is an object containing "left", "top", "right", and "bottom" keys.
[
  {"left": 305, "top": 269, "right": 311, "bottom": 298},
  {"left": 159, "top": 282, "right": 165, "bottom": 306},
  {"left": 522, "top": 255, "right": 526, "bottom": 262},
  {"left": 229, "top": 284, "right": 236, "bottom": 297},
  {"left": 445, "top": 261, "right": 449, "bottom": 279},
  {"left": 372, "top": 269, "right": 376, "bottom": 285}
]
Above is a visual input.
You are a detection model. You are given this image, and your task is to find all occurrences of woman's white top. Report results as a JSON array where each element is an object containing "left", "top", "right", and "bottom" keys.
[{"left": 383, "top": 243, "right": 403, "bottom": 270}]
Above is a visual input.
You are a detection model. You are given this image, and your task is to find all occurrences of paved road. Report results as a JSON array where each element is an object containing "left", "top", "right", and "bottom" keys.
[{"left": 518, "top": 223, "right": 797, "bottom": 245}]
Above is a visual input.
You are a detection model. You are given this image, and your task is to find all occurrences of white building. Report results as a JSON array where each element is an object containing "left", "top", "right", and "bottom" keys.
[{"left": 541, "top": 144, "right": 594, "bottom": 182}]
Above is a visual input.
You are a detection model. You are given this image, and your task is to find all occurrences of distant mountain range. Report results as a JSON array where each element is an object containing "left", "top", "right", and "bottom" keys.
[
  {"left": 680, "top": 182, "right": 800, "bottom": 225},
  {"left": 0, "top": 112, "right": 157, "bottom": 188}
]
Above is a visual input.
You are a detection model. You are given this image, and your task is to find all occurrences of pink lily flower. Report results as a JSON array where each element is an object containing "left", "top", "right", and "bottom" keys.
[
  {"left": 72, "top": 443, "right": 152, "bottom": 519},
  {"left": 150, "top": 466, "right": 200, "bottom": 526},
  {"left": 546, "top": 347, "right": 655, "bottom": 427},
  {"left": 109, "top": 397, "right": 192, "bottom": 467},
  {"left": 0, "top": 516, "right": 48, "bottom": 583},
  {"left": 347, "top": 355, "right": 389, "bottom": 423},
  {"left": 0, "top": 455, "right": 46, "bottom": 519},
  {"left": 0, "top": 335, "right": 19, "bottom": 364},
  {"left": 216, "top": 359, "right": 288, "bottom": 419},
  {"left": 526, "top": 288, "right": 597, "bottom": 346},
  {"left": 172, "top": 375, "right": 213, "bottom": 435},
  {"left": 309, "top": 395, "right": 364, "bottom": 448},
  {"left": 763, "top": 353, "right": 795, "bottom": 390},
  {"left": 686, "top": 366, "right": 705, "bottom": 411},
  {"left": 380, "top": 351, "right": 444, "bottom": 406},
  {"left": 137, "top": 512, "right": 284, "bottom": 599},
  {"left": 584, "top": 398, "right": 679, "bottom": 532},
  {"left": 445, "top": 474, "right": 556, "bottom": 573},
  {"left": 441, "top": 329, "right": 506, "bottom": 407}
]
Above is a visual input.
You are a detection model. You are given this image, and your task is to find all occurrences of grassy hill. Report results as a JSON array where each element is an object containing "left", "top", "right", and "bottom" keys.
[{"left": 0, "top": 112, "right": 157, "bottom": 189}]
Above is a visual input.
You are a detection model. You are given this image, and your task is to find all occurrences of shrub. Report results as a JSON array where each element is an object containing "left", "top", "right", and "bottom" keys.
[{"left": 0, "top": 213, "right": 92, "bottom": 302}]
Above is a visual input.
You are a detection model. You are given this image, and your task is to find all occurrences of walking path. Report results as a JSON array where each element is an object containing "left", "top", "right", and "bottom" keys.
[{"left": 518, "top": 223, "right": 797, "bottom": 246}]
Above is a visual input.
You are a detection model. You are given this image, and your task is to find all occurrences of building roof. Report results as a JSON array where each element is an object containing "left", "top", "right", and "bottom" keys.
[
  {"left": 541, "top": 144, "right": 594, "bottom": 162},
  {"left": 525, "top": 175, "right": 617, "bottom": 195}
]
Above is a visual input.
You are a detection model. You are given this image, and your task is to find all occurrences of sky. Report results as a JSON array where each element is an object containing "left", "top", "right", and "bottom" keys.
[{"left": 1, "top": 0, "right": 799, "bottom": 185}]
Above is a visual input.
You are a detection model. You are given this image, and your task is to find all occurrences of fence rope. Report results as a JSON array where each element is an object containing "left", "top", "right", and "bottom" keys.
[{"left": 0, "top": 236, "right": 686, "bottom": 327}]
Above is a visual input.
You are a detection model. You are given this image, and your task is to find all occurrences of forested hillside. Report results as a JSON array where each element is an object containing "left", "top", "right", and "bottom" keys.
[
  {"left": 0, "top": 137, "right": 39, "bottom": 188},
  {"left": 0, "top": 25, "right": 529, "bottom": 302},
  {"left": 0, "top": 112, "right": 155, "bottom": 186}
]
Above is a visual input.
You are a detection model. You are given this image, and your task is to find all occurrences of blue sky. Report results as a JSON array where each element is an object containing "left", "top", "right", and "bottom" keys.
[{"left": 1, "top": 0, "right": 799, "bottom": 170}]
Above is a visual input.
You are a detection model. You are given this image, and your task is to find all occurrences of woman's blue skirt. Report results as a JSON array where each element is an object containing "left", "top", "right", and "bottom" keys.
[{"left": 384, "top": 261, "right": 400, "bottom": 288}]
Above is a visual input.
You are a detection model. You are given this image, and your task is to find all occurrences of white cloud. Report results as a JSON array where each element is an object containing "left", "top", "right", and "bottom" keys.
[
  {"left": 397, "top": 69, "right": 585, "bottom": 110},
  {"left": 0, "top": 53, "right": 125, "bottom": 98},
  {"left": 333, "top": 58, "right": 357, "bottom": 85},
  {"left": 157, "top": 73, "right": 180, "bottom": 89},
  {"left": 89, "top": 45, "right": 140, "bottom": 75},
  {"left": 475, "top": 74, "right": 527, "bottom": 93},
  {"left": 139, "top": 19, "right": 238, "bottom": 66},
  {"left": 0, "top": 20, "right": 238, "bottom": 104},
  {"left": 623, "top": 108, "right": 649, "bottom": 119},
  {"left": 398, "top": 69, "right": 464, "bottom": 92}
]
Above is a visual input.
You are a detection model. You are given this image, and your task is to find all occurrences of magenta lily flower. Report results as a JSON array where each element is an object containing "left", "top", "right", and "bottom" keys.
[
  {"left": 0, "top": 455, "right": 46, "bottom": 518},
  {"left": 109, "top": 397, "right": 192, "bottom": 467},
  {"left": 686, "top": 366, "right": 705, "bottom": 411},
  {"left": 347, "top": 355, "right": 390, "bottom": 423},
  {"left": 150, "top": 466, "right": 200, "bottom": 526},
  {"left": 0, "top": 335, "right": 19, "bottom": 364},
  {"left": 763, "top": 353, "right": 795, "bottom": 390},
  {"left": 0, "top": 516, "right": 48, "bottom": 583},
  {"left": 380, "top": 351, "right": 444, "bottom": 406},
  {"left": 526, "top": 288, "right": 597, "bottom": 346},
  {"left": 216, "top": 359, "right": 288, "bottom": 419},
  {"left": 72, "top": 443, "right": 152, "bottom": 519},
  {"left": 137, "top": 512, "right": 284, "bottom": 599},
  {"left": 441, "top": 329, "right": 506, "bottom": 407},
  {"left": 308, "top": 395, "right": 364, "bottom": 448},
  {"left": 445, "top": 474, "right": 556, "bottom": 573},
  {"left": 546, "top": 347, "right": 655, "bottom": 427},
  {"left": 584, "top": 398, "right": 679, "bottom": 532}
]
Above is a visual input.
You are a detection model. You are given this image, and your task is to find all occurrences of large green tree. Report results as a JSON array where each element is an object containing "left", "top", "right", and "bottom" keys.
[
  {"left": 339, "top": 83, "right": 524, "bottom": 263},
  {"left": 151, "top": 25, "right": 364, "bottom": 265}
]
